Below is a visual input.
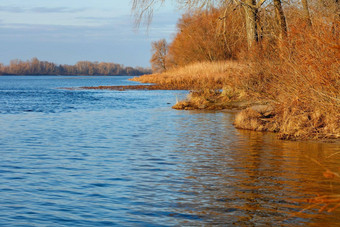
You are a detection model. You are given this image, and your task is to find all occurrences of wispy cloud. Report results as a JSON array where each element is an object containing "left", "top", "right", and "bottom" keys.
[
  {"left": 31, "top": 7, "right": 86, "bottom": 14},
  {"left": 0, "top": 6, "right": 25, "bottom": 13},
  {"left": 2, "top": 20, "right": 175, "bottom": 45},
  {"left": 0, "top": 22, "right": 131, "bottom": 42},
  {"left": 0, "top": 20, "right": 171, "bottom": 44},
  {"left": 0, "top": 6, "right": 86, "bottom": 14},
  {"left": 75, "top": 16, "right": 120, "bottom": 23}
]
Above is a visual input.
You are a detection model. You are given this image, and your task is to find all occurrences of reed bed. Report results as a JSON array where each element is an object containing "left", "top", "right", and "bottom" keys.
[
  {"left": 131, "top": 61, "right": 251, "bottom": 91},
  {"left": 130, "top": 32, "right": 339, "bottom": 141}
]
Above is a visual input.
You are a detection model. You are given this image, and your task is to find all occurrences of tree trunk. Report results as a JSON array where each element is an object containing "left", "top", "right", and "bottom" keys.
[
  {"left": 301, "top": 0, "right": 313, "bottom": 28},
  {"left": 243, "top": 0, "right": 258, "bottom": 48},
  {"left": 332, "top": 0, "right": 339, "bottom": 35},
  {"left": 273, "top": 0, "right": 288, "bottom": 39}
]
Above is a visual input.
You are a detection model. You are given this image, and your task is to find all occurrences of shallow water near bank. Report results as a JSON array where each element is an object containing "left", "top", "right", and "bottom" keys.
[{"left": 0, "top": 76, "right": 339, "bottom": 226}]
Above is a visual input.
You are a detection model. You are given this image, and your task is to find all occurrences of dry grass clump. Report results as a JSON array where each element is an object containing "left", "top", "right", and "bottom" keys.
[
  {"left": 130, "top": 61, "right": 250, "bottom": 91},
  {"left": 132, "top": 61, "right": 256, "bottom": 110},
  {"left": 173, "top": 89, "right": 229, "bottom": 110},
  {"left": 244, "top": 18, "right": 340, "bottom": 140},
  {"left": 131, "top": 18, "right": 339, "bottom": 141},
  {"left": 274, "top": 103, "right": 340, "bottom": 140},
  {"left": 173, "top": 89, "right": 222, "bottom": 110},
  {"left": 234, "top": 108, "right": 267, "bottom": 131},
  {"left": 235, "top": 102, "right": 340, "bottom": 140},
  {"left": 233, "top": 104, "right": 280, "bottom": 132},
  {"left": 173, "top": 86, "right": 250, "bottom": 110}
]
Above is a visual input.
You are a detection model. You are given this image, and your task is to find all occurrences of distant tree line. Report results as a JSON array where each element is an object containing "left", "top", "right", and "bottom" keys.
[{"left": 0, "top": 58, "right": 151, "bottom": 76}]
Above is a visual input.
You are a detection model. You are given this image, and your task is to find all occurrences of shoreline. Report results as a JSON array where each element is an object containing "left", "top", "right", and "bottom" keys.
[
  {"left": 80, "top": 85, "right": 184, "bottom": 91},
  {"left": 61, "top": 84, "right": 187, "bottom": 91},
  {"left": 78, "top": 82, "right": 339, "bottom": 143}
]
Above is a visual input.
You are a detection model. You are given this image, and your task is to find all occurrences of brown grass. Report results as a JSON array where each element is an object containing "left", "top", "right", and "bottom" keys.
[
  {"left": 233, "top": 105, "right": 280, "bottom": 132},
  {"left": 248, "top": 17, "right": 340, "bottom": 140},
  {"left": 130, "top": 35, "right": 339, "bottom": 140},
  {"left": 79, "top": 85, "right": 181, "bottom": 91},
  {"left": 131, "top": 61, "right": 263, "bottom": 110},
  {"left": 130, "top": 13, "right": 339, "bottom": 141},
  {"left": 131, "top": 61, "right": 251, "bottom": 91}
]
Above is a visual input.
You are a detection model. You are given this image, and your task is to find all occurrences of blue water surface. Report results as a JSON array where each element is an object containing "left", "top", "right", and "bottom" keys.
[{"left": 0, "top": 76, "right": 339, "bottom": 226}]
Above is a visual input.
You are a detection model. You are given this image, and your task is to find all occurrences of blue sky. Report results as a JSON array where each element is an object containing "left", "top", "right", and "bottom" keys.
[{"left": 0, "top": 0, "right": 181, "bottom": 67}]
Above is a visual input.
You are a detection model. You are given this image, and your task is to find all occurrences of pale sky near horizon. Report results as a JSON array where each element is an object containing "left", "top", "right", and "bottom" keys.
[{"left": 0, "top": 0, "right": 181, "bottom": 67}]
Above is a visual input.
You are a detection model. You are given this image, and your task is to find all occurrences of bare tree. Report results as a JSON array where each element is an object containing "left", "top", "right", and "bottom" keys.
[
  {"left": 242, "top": 0, "right": 259, "bottom": 47},
  {"left": 301, "top": 0, "right": 313, "bottom": 28},
  {"left": 332, "top": 0, "right": 339, "bottom": 35},
  {"left": 150, "top": 39, "right": 168, "bottom": 72},
  {"left": 273, "top": 0, "right": 287, "bottom": 39},
  {"left": 132, "top": 0, "right": 264, "bottom": 49}
]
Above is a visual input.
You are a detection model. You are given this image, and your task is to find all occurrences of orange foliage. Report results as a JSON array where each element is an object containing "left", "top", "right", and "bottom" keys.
[
  {"left": 134, "top": 1, "right": 339, "bottom": 140},
  {"left": 248, "top": 12, "right": 340, "bottom": 139},
  {"left": 167, "top": 7, "right": 246, "bottom": 67}
]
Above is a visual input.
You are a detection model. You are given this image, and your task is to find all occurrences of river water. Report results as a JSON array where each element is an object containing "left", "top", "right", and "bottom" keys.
[{"left": 0, "top": 76, "right": 339, "bottom": 226}]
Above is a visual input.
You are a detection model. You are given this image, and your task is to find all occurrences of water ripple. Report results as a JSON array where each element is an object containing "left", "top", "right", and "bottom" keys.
[{"left": 0, "top": 76, "right": 339, "bottom": 226}]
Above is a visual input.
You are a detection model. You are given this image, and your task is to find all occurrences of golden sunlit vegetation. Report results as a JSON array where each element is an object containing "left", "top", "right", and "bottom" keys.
[
  {"left": 132, "top": 0, "right": 340, "bottom": 141},
  {"left": 132, "top": 61, "right": 249, "bottom": 89},
  {"left": 0, "top": 58, "right": 151, "bottom": 76},
  {"left": 168, "top": 7, "right": 246, "bottom": 67}
]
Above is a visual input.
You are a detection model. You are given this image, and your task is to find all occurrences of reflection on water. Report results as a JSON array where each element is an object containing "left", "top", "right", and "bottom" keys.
[
  {"left": 0, "top": 76, "right": 339, "bottom": 226},
  {"left": 171, "top": 112, "right": 340, "bottom": 225}
]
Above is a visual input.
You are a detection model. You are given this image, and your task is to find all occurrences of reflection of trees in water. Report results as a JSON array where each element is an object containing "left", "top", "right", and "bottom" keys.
[
  {"left": 170, "top": 113, "right": 340, "bottom": 225},
  {"left": 232, "top": 130, "right": 289, "bottom": 225}
]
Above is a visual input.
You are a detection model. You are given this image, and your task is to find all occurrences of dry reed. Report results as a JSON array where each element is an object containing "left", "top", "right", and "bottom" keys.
[
  {"left": 131, "top": 61, "right": 250, "bottom": 90},
  {"left": 130, "top": 10, "right": 339, "bottom": 141}
]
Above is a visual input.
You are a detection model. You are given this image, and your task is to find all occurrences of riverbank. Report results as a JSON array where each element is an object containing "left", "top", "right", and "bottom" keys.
[
  {"left": 67, "top": 85, "right": 182, "bottom": 91},
  {"left": 2, "top": 76, "right": 340, "bottom": 225},
  {"left": 129, "top": 61, "right": 339, "bottom": 141}
]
